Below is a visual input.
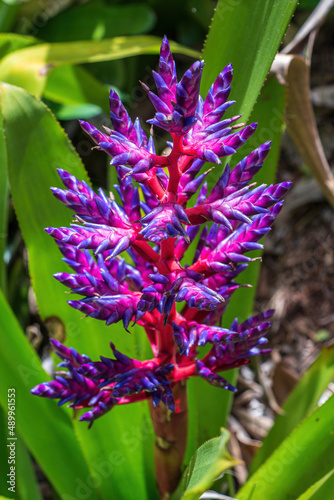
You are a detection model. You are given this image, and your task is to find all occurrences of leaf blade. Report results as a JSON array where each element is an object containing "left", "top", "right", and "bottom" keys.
[
  {"left": 250, "top": 346, "right": 334, "bottom": 473},
  {"left": 0, "top": 36, "right": 200, "bottom": 97},
  {"left": 238, "top": 394, "right": 334, "bottom": 500},
  {"left": 296, "top": 469, "right": 334, "bottom": 500},
  {"left": 173, "top": 429, "right": 240, "bottom": 500},
  {"left": 201, "top": 0, "right": 298, "bottom": 121}
]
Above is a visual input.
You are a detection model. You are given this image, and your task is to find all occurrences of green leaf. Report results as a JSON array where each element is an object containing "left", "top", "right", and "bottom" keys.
[
  {"left": 0, "top": 34, "right": 41, "bottom": 296},
  {"left": 297, "top": 469, "right": 334, "bottom": 500},
  {"left": 0, "top": 287, "right": 100, "bottom": 500},
  {"left": 173, "top": 429, "right": 240, "bottom": 500},
  {"left": 0, "top": 35, "right": 110, "bottom": 111},
  {"left": 250, "top": 346, "right": 334, "bottom": 473},
  {"left": 1, "top": 404, "right": 42, "bottom": 500},
  {"left": 15, "top": 434, "right": 43, "bottom": 500},
  {"left": 0, "top": 35, "right": 200, "bottom": 98},
  {"left": 1, "top": 82, "right": 155, "bottom": 499},
  {"left": 187, "top": 75, "right": 286, "bottom": 460},
  {"left": 237, "top": 394, "right": 334, "bottom": 500},
  {"left": 0, "top": 407, "right": 8, "bottom": 495},
  {"left": 36, "top": 2, "right": 156, "bottom": 42},
  {"left": 201, "top": 0, "right": 298, "bottom": 123}
]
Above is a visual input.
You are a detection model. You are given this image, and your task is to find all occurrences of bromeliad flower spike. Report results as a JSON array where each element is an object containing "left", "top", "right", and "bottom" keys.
[{"left": 31, "top": 36, "right": 291, "bottom": 496}]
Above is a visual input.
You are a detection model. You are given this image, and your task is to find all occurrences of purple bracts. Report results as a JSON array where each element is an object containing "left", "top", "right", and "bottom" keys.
[{"left": 31, "top": 36, "right": 291, "bottom": 426}]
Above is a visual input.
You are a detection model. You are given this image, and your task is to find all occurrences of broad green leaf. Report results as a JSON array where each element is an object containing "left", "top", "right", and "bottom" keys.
[
  {"left": 0, "top": 36, "right": 39, "bottom": 293},
  {"left": 0, "top": 287, "right": 100, "bottom": 500},
  {"left": 250, "top": 346, "right": 334, "bottom": 473},
  {"left": 15, "top": 435, "right": 43, "bottom": 500},
  {"left": 1, "top": 404, "right": 42, "bottom": 500},
  {"left": 173, "top": 429, "right": 240, "bottom": 500},
  {"left": 238, "top": 394, "right": 334, "bottom": 500},
  {"left": 36, "top": 2, "right": 156, "bottom": 42},
  {"left": 0, "top": 36, "right": 200, "bottom": 98},
  {"left": 187, "top": 76, "right": 286, "bottom": 460},
  {"left": 201, "top": 0, "right": 298, "bottom": 122},
  {"left": 297, "top": 469, "right": 334, "bottom": 500},
  {"left": 0, "top": 407, "right": 7, "bottom": 495},
  {"left": 1, "top": 82, "right": 156, "bottom": 499},
  {"left": 0, "top": 34, "right": 110, "bottom": 112}
]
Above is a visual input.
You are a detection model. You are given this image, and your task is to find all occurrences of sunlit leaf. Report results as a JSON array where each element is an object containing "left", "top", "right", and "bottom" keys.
[
  {"left": 0, "top": 408, "right": 7, "bottom": 495},
  {"left": 0, "top": 36, "right": 200, "bottom": 98},
  {"left": 250, "top": 346, "right": 334, "bottom": 473},
  {"left": 173, "top": 429, "right": 240, "bottom": 500},
  {"left": 296, "top": 469, "right": 334, "bottom": 500},
  {"left": 238, "top": 394, "right": 334, "bottom": 500},
  {"left": 201, "top": 0, "right": 298, "bottom": 122}
]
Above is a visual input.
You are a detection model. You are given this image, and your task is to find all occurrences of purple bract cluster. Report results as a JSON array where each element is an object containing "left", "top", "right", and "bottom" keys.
[{"left": 31, "top": 36, "right": 290, "bottom": 426}]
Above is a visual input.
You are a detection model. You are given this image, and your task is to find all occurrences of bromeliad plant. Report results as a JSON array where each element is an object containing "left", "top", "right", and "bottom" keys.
[{"left": 31, "top": 36, "right": 290, "bottom": 495}]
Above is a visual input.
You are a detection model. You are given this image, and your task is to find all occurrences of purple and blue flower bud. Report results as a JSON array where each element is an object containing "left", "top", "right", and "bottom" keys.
[{"left": 31, "top": 36, "right": 291, "bottom": 427}]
